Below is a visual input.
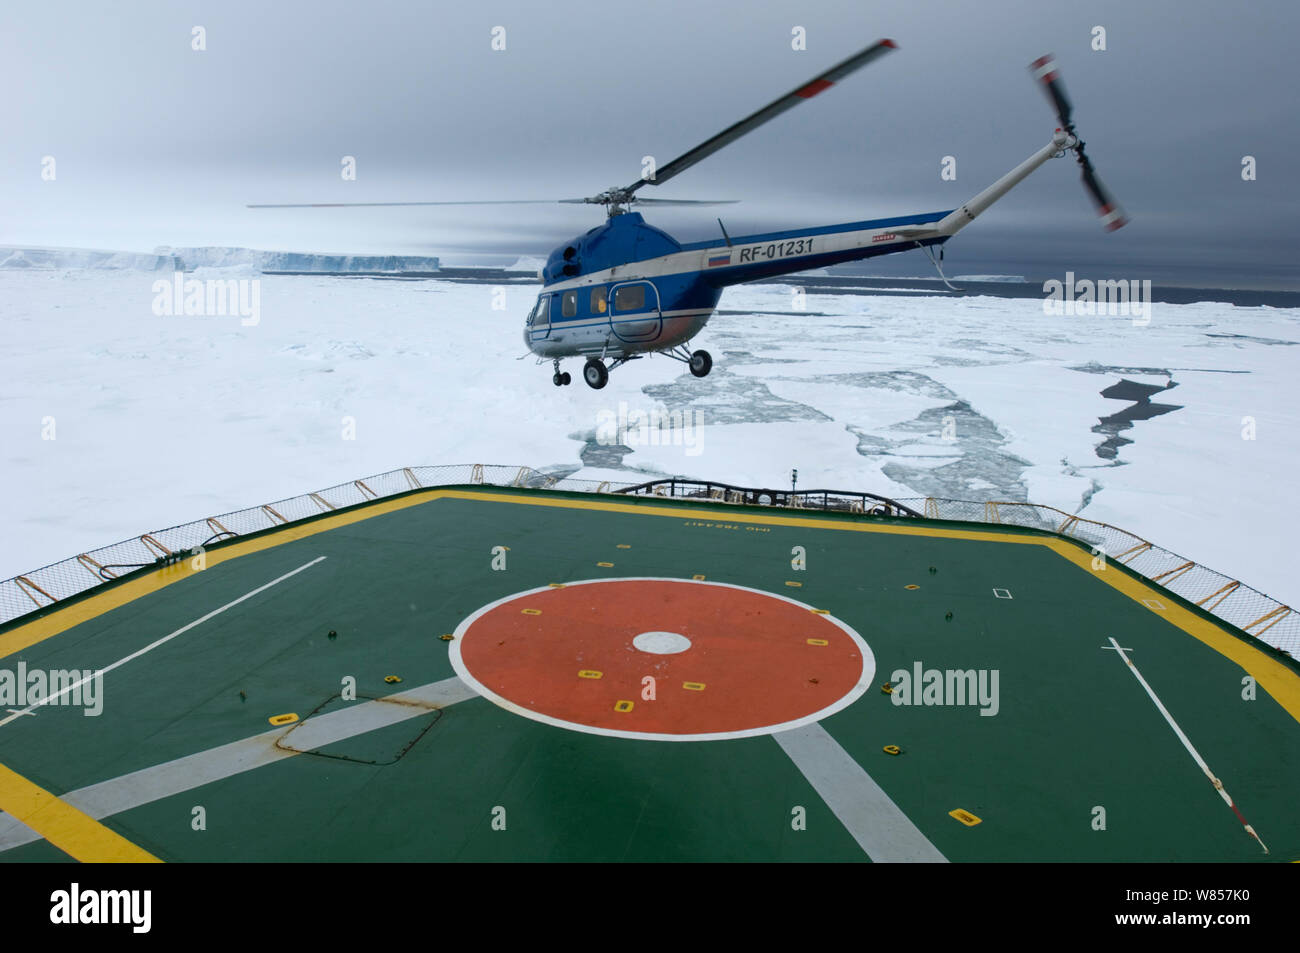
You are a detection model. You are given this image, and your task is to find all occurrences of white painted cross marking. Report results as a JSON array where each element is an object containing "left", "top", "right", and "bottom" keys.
[
  {"left": 774, "top": 723, "right": 947, "bottom": 863},
  {"left": 0, "top": 675, "right": 475, "bottom": 854},
  {"left": 1103, "top": 637, "right": 1268, "bottom": 854}
]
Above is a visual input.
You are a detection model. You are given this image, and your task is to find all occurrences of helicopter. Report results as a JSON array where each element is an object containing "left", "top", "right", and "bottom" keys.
[{"left": 251, "top": 41, "right": 1126, "bottom": 390}]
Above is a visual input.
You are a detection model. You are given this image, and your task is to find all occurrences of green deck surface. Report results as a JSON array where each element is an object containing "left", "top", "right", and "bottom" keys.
[{"left": 1, "top": 486, "right": 1297, "bottom": 862}]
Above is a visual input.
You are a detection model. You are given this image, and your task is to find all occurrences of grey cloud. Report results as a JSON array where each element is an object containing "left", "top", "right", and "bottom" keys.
[{"left": 1, "top": 0, "right": 1295, "bottom": 285}]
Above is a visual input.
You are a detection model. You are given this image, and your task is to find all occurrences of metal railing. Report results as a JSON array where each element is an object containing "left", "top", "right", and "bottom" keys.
[
  {"left": 1, "top": 466, "right": 1294, "bottom": 660},
  {"left": 907, "top": 498, "right": 1296, "bottom": 657},
  {"left": 615, "top": 477, "right": 922, "bottom": 518},
  {"left": 0, "top": 465, "right": 602, "bottom": 628}
]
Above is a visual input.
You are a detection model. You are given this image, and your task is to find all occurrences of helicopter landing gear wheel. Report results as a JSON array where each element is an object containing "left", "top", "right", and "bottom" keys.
[
  {"left": 689, "top": 349, "right": 713, "bottom": 378},
  {"left": 553, "top": 373, "right": 563, "bottom": 386},
  {"left": 561, "top": 372, "right": 571, "bottom": 385},
  {"left": 583, "top": 359, "right": 609, "bottom": 390}
]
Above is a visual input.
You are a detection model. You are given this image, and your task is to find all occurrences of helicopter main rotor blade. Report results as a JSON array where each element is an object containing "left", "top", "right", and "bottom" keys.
[
  {"left": 246, "top": 199, "right": 583, "bottom": 208},
  {"left": 623, "top": 38, "right": 898, "bottom": 196},
  {"left": 627, "top": 198, "right": 739, "bottom": 206},
  {"left": 249, "top": 197, "right": 738, "bottom": 210},
  {"left": 557, "top": 196, "right": 738, "bottom": 206}
]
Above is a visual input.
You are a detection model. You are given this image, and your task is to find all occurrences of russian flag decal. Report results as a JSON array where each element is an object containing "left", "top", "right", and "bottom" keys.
[{"left": 707, "top": 253, "right": 731, "bottom": 267}]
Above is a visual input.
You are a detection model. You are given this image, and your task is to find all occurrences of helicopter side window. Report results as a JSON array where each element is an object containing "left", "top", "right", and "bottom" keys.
[
  {"left": 531, "top": 295, "right": 549, "bottom": 327},
  {"left": 614, "top": 284, "right": 645, "bottom": 312},
  {"left": 561, "top": 291, "right": 577, "bottom": 318},
  {"left": 590, "top": 287, "right": 607, "bottom": 314}
]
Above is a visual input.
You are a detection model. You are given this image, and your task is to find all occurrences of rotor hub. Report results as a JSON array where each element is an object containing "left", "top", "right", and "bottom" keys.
[{"left": 584, "top": 187, "right": 636, "bottom": 216}]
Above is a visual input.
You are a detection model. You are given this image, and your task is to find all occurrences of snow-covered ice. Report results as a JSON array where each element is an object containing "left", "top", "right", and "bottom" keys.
[
  {"left": 1, "top": 269, "right": 1297, "bottom": 610},
  {"left": 1, "top": 245, "right": 442, "bottom": 275},
  {"left": 154, "top": 247, "right": 442, "bottom": 274},
  {"left": 0, "top": 246, "right": 179, "bottom": 272}
]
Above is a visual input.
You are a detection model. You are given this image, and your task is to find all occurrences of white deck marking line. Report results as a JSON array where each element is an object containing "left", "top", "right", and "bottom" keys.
[
  {"left": 1104, "top": 637, "right": 1269, "bottom": 854},
  {"left": 773, "top": 722, "right": 948, "bottom": 863},
  {"left": 0, "top": 676, "right": 475, "bottom": 853},
  {"left": 0, "top": 556, "right": 327, "bottom": 728}
]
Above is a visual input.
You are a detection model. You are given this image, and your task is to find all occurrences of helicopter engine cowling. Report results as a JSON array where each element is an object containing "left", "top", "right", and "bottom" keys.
[{"left": 541, "top": 213, "right": 681, "bottom": 285}]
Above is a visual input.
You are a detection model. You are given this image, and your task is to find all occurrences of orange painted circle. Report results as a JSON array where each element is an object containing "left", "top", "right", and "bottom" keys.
[{"left": 449, "top": 578, "right": 874, "bottom": 741}]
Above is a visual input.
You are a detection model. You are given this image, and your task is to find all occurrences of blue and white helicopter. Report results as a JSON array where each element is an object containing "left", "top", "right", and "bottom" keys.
[{"left": 254, "top": 42, "right": 1125, "bottom": 389}]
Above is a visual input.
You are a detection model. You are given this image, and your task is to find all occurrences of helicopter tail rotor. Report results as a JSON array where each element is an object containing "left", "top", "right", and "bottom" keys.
[{"left": 1030, "top": 54, "right": 1128, "bottom": 231}]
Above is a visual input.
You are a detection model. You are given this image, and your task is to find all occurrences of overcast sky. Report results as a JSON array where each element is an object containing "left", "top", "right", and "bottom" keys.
[{"left": 2, "top": 0, "right": 1297, "bottom": 286}]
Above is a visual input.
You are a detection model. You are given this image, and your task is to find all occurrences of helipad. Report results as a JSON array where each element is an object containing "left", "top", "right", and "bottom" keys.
[
  {"left": 449, "top": 577, "right": 875, "bottom": 741},
  {"left": 0, "top": 485, "right": 1296, "bottom": 862}
]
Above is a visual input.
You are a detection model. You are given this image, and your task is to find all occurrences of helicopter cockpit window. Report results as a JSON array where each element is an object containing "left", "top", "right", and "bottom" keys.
[
  {"left": 561, "top": 291, "right": 577, "bottom": 318},
  {"left": 531, "top": 295, "right": 549, "bottom": 327},
  {"left": 613, "top": 284, "right": 646, "bottom": 312},
  {"left": 590, "top": 288, "right": 607, "bottom": 314}
]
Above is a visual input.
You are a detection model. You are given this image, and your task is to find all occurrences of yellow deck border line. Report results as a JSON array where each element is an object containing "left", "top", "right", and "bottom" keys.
[
  {"left": 1045, "top": 539, "right": 1300, "bottom": 724},
  {"left": 0, "top": 490, "right": 445, "bottom": 660},
  {"left": 4, "top": 487, "right": 1297, "bottom": 725},
  {"left": 0, "top": 762, "right": 160, "bottom": 862},
  {"left": 0, "top": 489, "right": 1031, "bottom": 660}
]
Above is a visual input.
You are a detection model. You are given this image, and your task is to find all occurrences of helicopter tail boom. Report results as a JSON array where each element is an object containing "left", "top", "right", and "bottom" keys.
[{"left": 931, "top": 129, "right": 1075, "bottom": 238}]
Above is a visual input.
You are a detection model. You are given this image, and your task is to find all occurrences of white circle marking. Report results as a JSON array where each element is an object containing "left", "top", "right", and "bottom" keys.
[{"left": 632, "top": 630, "right": 692, "bottom": 655}]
